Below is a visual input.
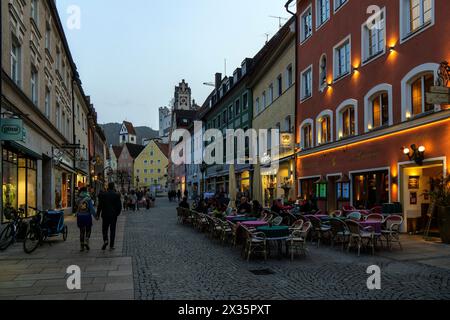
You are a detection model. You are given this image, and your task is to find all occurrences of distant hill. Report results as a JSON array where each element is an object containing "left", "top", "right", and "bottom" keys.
[{"left": 100, "top": 123, "right": 159, "bottom": 146}]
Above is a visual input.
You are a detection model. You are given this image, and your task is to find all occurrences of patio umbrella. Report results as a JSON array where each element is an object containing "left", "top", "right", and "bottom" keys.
[
  {"left": 252, "top": 161, "right": 263, "bottom": 204},
  {"left": 228, "top": 164, "right": 237, "bottom": 209}
]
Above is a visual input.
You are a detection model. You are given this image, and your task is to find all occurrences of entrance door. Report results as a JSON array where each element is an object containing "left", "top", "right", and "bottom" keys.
[{"left": 400, "top": 162, "right": 444, "bottom": 235}]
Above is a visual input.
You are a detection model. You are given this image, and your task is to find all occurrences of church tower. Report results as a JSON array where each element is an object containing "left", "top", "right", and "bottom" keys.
[{"left": 174, "top": 79, "right": 192, "bottom": 110}]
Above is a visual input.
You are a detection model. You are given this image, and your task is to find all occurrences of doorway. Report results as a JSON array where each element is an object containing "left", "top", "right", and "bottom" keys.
[{"left": 400, "top": 160, "right": 444, "bottom": 235}]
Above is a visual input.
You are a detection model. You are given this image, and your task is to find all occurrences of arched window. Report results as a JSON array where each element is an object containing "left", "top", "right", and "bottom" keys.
[
  {"left": 401, "top": 63, "right": 439, "bottom": 121},
  {"left": 319, "top": 116, "right": 331, "bottom": 144},
  {"left": 411, "top": 73, "right": 434, "bottom": 116},
  {"left": 370, "top": 92, "right": 389, "bottom": 129},
  {"left": 315, "top": 110, "right": 333, "bottom": 145},
  {"left": 341, "top": 106, "right": 355, "bottom": 138},
  {"left": 300, "top": 119, "right": 314, "bottom": 149},
  {"left": 364, "top": 84, "right": 393, "bottom": 132},
  {"left": 319, "top": 54, "right": 327, "bottom": 90},
  {"left": 336, "top": 99, "right": 358, "bottom": 139}
]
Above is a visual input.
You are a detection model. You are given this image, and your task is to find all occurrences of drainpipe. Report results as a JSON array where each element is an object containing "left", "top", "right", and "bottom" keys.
[
  {"left": 285, "top": 0, "right": 298, "bottom": 197},
  {"left": 71, "top": 77, "right": 76, "bottom": 212}
]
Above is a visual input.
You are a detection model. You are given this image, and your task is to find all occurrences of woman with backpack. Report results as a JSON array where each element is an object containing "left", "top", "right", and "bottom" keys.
[{"left": 76, "top": 187, "right": 97, "bottom": 252}]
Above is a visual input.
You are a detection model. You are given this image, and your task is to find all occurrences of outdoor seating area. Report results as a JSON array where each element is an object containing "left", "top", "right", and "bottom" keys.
[{"left": 176, "top": 204, "right": 404, "bottom": 260}]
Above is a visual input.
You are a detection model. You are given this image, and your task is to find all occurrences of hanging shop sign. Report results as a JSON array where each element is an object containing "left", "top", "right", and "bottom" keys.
[{"left": 0, "top": 118, "right": 25, "bottom": 141}]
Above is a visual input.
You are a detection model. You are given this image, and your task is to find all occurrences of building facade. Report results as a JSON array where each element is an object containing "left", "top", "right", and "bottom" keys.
[
  {"left": 200, "top": 62, "right": 255, "bottom": 196},
  {"left": 294, "top": 0, "right": 450, "bottom": 232},
  {"left": 119, "top": 121, "right": 137, "bottom": 145},
  {"left": 1, "top": 0, "right": 95, "bottom": 218},
  {"left": 134, "top": 139, "right": 169, "bottom": 194},
  {"left": 249, "top": 17, "right": 296, "bottom": 206},
  {"left": 116, "top": 143, "right": 145, "bottom": 192}
]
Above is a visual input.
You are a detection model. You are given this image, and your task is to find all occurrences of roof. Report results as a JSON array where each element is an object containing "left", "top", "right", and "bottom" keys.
[
  {"left": 122, "top": 121, "right": 137, "bottom": 135},
  {"left": 125, "top": 143, "right": 145, "bottom": 159},
  {"left": 112, "top": 146, "right": 123, "bottom": 159},
  {"left": 155, "top": 141, "right": 169, "bottom": 159}
]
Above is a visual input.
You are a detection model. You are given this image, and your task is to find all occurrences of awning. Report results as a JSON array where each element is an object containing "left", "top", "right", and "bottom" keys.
[{"left": 2, "top": 141, "right": 43, "bottom": 160}]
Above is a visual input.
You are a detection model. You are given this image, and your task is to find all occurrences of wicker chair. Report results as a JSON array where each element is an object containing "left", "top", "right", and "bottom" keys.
[
  {"left": 220, "top": 220, "right": 233, "bottom": 244},
  {"left": 242, "top": 227, "right": 268, "bottom": 261},
  {"left": 381, "top": 215, "right": 403, "bottom": 251},
  {"left": 365, "top": 213, "right": 384, "bottom": 222},
  {"left": 329, "top": 218, "right": 351, "bottom": 251},
  {"left": 290, "top": 219, "right": 304, "bottom": 231},
  {"left": 346, "top": 220, "right": 375, "bottom": 256},
  {"left": 331, "top": 210, "right": 343, "bottom": 218},
  {"left": 272, "top": 216, "right": 283, "bottom": 226},
  {"left": 286, "top": 221, "right": 312, "bottom": 261},
  {"left": 308, "top": 215, "right": 332, "bottom": 248},
  {"left": 347, "top": 212, "right": 362, "bottom": 221}
]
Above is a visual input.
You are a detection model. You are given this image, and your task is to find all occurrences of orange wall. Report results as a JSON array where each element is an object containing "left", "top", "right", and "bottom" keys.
[
  {"left": 295, "top": 0, "right": 450, "bottom": 144},
  {"left": 296, "top": 119, "right": 450, "bottom": 202}
]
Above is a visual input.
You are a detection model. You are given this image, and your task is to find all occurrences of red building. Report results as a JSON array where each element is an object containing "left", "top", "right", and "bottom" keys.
[{"left": 293, "top": 0, "right": 450, "bottom": 232}]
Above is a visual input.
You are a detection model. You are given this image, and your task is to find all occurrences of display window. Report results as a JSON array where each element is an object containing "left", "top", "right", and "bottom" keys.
[{"left": 2, "top": 149, "right": 37, "bottom": 221}]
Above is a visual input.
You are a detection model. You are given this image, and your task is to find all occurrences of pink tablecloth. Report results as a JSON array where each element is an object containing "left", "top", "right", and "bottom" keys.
[
  {"left": 360, "top": 221, "right": 382, "bottom": 234},
  {"left": 240, "top": 221, "right": 269, "bottom": 228}
]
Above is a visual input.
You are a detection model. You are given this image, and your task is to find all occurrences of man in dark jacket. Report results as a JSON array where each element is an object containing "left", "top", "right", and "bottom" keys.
[{"left": 96, "top": 182, "right": 122, "bottom": 250}]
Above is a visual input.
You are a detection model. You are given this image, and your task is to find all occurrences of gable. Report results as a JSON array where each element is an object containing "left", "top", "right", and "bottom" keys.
[{"left": 120, "top": 123, "right": 128, "bottom": 135}]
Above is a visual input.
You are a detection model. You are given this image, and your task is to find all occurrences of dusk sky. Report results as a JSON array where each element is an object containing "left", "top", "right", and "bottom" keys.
[{"left": 56, "top": 0, "right": 295, "bottom": 130}]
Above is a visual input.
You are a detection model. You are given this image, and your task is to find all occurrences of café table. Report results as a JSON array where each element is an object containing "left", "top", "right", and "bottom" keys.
[
  {"left": 225, "top": 215, "right": 247, "bottom": 222},
  {"left": 240, "top": 220, "right": 269, "bottom": 228},
  {"left": 256, "top": 226, "right": 290, "bottom": 259},
  {"left": 230, "top": 217, "right": 258, "bottom": 223},
  {"left": 359, "top": 221, "right": 383, "bottom": 234}
]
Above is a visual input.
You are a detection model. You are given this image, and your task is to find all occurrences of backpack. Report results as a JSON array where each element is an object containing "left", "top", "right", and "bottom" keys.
[{"left": 77, "top": 197, "right": 91, "bottom": 215}]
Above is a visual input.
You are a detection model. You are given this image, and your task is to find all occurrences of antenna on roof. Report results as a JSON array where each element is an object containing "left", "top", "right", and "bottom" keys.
[
  {"left": 269, "top": 15, "right": 289, "bottom": 28},
  {"left": 263, "top": 33, "right": 270, "bottom": 43}
]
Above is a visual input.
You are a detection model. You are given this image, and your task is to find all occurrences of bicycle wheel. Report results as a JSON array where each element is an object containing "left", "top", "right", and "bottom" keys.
[
  {"left": 0, "top": 224, "right": 14, "bottom": 251},
  {"left": 23, "top": 227, "right": 41, "bottom": 254}
]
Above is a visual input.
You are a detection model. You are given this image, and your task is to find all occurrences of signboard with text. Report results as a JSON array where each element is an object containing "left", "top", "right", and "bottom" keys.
[{"left": 0, "top": 118, "right": 25, "bottom": 141}]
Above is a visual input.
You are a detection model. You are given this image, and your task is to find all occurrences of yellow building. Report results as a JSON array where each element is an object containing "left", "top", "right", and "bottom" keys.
[
  {"left": 134, "top": 140, "right": 169, "bottom": 194},
  {"left": 249, "top": 17, "right": 296, "bottom": 206}
]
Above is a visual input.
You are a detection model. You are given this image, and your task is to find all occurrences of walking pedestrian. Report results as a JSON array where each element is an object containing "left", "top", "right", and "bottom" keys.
[
  {"left": 76, "top": 187, "right": 96, "bottom": 252},
  {"left": 177, "top": 190, "right": 182, "bottom": 202},
  {"left": 96, "top": 182, "right": 122, "bottom": 251}
]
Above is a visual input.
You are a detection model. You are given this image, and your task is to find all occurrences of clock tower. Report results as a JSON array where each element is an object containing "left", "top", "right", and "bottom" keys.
[{"left": 174, "top": 79, "right": 192, "bottom": 110}]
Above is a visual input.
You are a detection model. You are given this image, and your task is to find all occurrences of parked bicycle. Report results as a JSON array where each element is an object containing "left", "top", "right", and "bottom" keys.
[
  {"left": 0, "top": 208, "right": 26, "bottom": 251},
  {"left": 23, "top": 209, "right": 68, "bottom": 254}
]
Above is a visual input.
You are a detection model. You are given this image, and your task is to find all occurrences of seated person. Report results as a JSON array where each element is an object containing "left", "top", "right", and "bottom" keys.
[
  {"left": 237, "top": 197, "right": 252, "bottom": 215},
  {"left": 271, "top": 199, "right": 283, "bottom": 214},
  {"left": 251, "top": 200, "right": 263, "bottom": 218},
  {"left": 179, "top": 197, "right": 190, "bottom": 210}
]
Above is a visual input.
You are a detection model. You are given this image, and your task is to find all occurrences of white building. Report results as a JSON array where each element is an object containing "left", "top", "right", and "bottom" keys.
[{"left": 119, "top": 121, "right": 137, "bottom": 145}]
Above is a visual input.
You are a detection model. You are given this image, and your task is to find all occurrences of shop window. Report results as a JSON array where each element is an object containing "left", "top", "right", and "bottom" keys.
[
  {"left": 299, "top": 178, "right": 317, "bottom": 200},
  {"left": 2, "top": 149, "right": 37, "bottom": 220},
  {"left": 352, "top": 170, "right": 389, "bottom": 209}
]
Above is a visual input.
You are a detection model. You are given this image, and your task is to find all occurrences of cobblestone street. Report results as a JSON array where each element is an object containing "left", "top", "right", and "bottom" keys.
[
  {"left": 124, "top": 199, "right": 450, "bottom": 300},
  {"left": 1, "top": 198, "right": 450, "bottom": 300}
]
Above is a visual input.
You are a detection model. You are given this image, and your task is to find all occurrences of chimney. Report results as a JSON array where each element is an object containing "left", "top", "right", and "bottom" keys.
[{"left": 215, "top": 73, "right": 222, "bottom": 90}]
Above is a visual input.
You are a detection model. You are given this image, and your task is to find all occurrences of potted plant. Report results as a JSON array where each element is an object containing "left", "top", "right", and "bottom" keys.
[{"left": 430, "top": 176, "right": 450, "bottom": 244}]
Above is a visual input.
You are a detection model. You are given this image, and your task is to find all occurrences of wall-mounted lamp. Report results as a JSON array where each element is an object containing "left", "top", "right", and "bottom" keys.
[
  {"left": 389, "top": 46, "right": 396, "bottom": 52},
  {"left": 352, "top": 66, "right": 360, "bottom": 73},
  {"left": 402, "top": 144, "right": 426, "bottom": 166},
  {"left": 327, "top": 82, "right": 333, "bottom": 88},
  {"left": 405, "top": 111, "right": 412, "bottom": 120}
]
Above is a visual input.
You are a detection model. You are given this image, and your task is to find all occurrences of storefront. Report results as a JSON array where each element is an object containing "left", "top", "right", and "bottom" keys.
[
  {"left": 2, "top": 146, "right": 38, "bottom": 221},
  {"left": 296, "top": 114, "right": 450, "bottom": 232},
  {"left": 238, "top": 170, "right": 251, "bottom": 195}
]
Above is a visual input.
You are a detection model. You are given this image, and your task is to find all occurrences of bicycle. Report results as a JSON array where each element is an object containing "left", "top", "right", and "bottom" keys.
[
  {"left": 23, "top": 209, "right": 68, "bottom": 254},
  {"left": 0, "top": 208, "right": 26, "bottom": 251}
]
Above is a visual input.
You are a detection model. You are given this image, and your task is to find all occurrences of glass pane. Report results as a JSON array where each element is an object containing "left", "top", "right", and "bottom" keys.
[
  {"left": 424, "top": 73, "right": 434, "bottom": 112},
  {"left": 2, "top": 160, "right": 18, "bottom": 215},
  {"left": 411, "top": 77, "right": 423, "bottom": 115},
  {"left": 381, "top": 93, "right": 389, "bottom": 125},
  {"left": 372, "top": 96, "right": 381, "bottom": 128},
  {"left": 18, "top": 167, "right": 26, "bottom": 213}
]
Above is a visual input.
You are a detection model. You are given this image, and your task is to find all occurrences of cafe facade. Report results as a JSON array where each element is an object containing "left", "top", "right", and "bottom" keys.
[{"left": 294, "top": 0, "right": 450, "bottom": 232}]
